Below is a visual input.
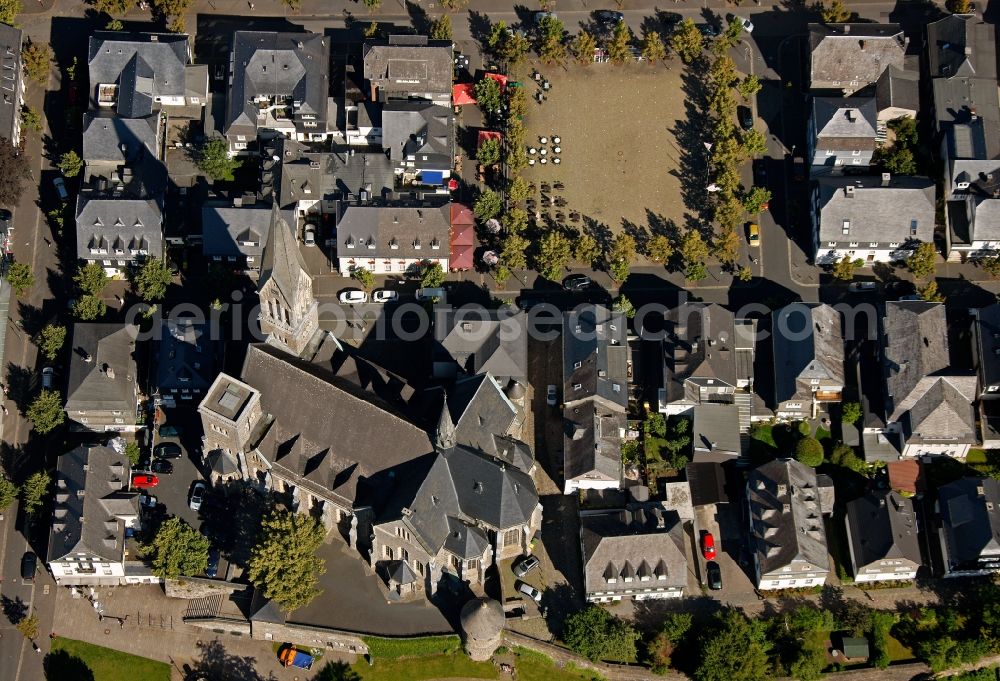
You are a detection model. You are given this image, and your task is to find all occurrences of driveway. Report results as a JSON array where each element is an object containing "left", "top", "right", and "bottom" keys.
[{"left": 692, "top": 502, "right": 755, "bottom": 600}]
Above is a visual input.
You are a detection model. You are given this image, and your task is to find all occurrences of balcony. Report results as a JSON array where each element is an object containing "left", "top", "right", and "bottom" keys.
[
  {"left": 98, "top": 84, "right": 118, "bottom": 106},
  {"left": 815, "top": 390, "right": 842, "bottom": 402}
]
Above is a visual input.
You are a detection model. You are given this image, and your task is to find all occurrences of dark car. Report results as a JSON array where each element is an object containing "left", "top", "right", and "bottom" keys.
[
  {"left": 0, "top": 209, "right": 11, "bottom": 235},
  {"left": 562, "top": 274, "right": 593, "bottom": 292},
  {"left": 158, "top": 425, "right": 181, "bottom": 437},
  {"left": 594, "top": 9, "right": 624, "bottom": 24},
  {"left": 20, "top": 552, "right": 36, "bottom": 581},
  {"left": 753, "top": 159, "right": 767, "bottom": 186},
  {"left": 738, "top": 105, "right": 754, "bottom": 130},
  {"left": 660, "top": 11, "right": 683, "bottom": 30},
  {"left": 707, "top": 561, "right": 722, "bottom": 590},
  {"left": 206, "top": 549, "right": 220, "bottom": 578},
  {"left": 697, "top": 23, "right": 720, "bottom": 37},
  {"left": 151, "top": 459, "right": 174, "bottom": 474},
  {"left": 154, "top": 442, "right": 183, "bottom": 460},
  {"left": 512, "top": 554, "right": 540, "bottom": 578}
]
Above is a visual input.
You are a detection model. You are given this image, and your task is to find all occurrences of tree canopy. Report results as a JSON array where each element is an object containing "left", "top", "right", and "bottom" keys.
[
  {"left": 146, "top": 517, "right": 210, "bottom": 578},
  {"left": 27, "top": 390, "right": 65, "bottom": 434},
  {"left": 37, "top": 324, "right": 66, "bottom": 362},
  {"left": 608, "top": 232, "right": 636, "bottom": 283},
  {"left": 21, "top": 41, "right": 52, "bottom": 85},
  {"left": 58, "top": 150, "right": 83, "bottom": 178},
  {"left": 75, "top": 261, "right": 109, "bottom": 297},
  {"left": 474, "top": 77, "right": 502, "bottom": 116},
  {"left": 248, "top": 510, "right": 327, "bottom": 611},
  {"left": 473, "top": 188, "right": 503, "bottom": 221},
  {"left": 351, "top": 267, "right": 375, "bottom": 291},
  {"left": 132, "top": 258, "right": 173, "bottom": 301},
  {"left": 195, "top": 138, "right": 242, "bottom": 181},
  {"left": 670, "top": 19, "right": 703, "bottom": 64},
  {"left": 420, "top": 262, "right": 446, "bottom": 288},
  {"left": 535, "top": 230, "right": 572, "bottom": 281},
  {"left": 794, "top": 437, "right": 825, "bottom": 467},
  {"left": 429, "top": 14, "right": 452, "bottom": 41},
  {"left": 563, "top": 605, "right": 640, "bottom": 662},
  {"left": 907, "top": 241, "right": 937, "bottom": 279},
  {"left": 7, "top": 261, "right": 34, "bottom": 296},
  {"left": 73, "top": 295, "right": 107, "bottom": 321},
  {"left": 21, "top": 471, "right": 51, "bottom": 517},
  {"left": 695, "top": 610, "right": 772, "bottom": 681},
  {"left": 0, "top": 472, "right": 17, "bottom": 511}
]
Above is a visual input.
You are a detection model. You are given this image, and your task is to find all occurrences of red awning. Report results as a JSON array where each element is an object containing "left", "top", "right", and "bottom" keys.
[
  {"left": 484, "top": 72, "right": 509, "bottom": 88},
  {"left": 450, "top": 203, "right": 475, "bottom": 227},
  {"left": 452, "top": 83, "right": 476, "bottom": 106},
  {"left": 451, "top": 244, "right": 474, "bottom": 271},
  {"left": 478, "top": 130, "right": 503, "bottom": 148},
  {"left": 451, "top": 222, "right": 475, "bottom": 247}
]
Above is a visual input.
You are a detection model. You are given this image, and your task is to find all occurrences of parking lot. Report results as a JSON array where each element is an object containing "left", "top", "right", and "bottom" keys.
[{"left": 692, "top": 501, "right": 755, "bottom": 599}]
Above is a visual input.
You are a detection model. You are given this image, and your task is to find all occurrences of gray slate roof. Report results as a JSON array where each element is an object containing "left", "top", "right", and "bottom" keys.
[
  {"left": 337, "top": 204, "right": 451, "bottom": 261},
  {"left": 882, "top": 301, "right": 951, "bottom": 415},
  {"left": 663, "top": 303, "right": 755, "bottom": 402},
  {"left": 846, "top": 490, "right": 921, "bottom": 571},
  {"left": 932, "top": 77, "right": 1000, "bottom": 156},
  {"left": 48, "top": 445, "right": 138, "bottom": 564},
  {"left": 812, "top": 97, "right": 877, "bottom": 149},
  {"left": 564, "top": 402, "right": 624, "bottom": 486},
  {"left": 362, "top": 36, "right": 454, "bottom": 97},
  {"left": 772, "top": 303, "right": 845, "bottom": 403},
  {"left": 975, "top": 304, "right": 1000, "bottom": 391},
  {"left": 277, "top": 144, "right": 394, "bottom": 208},
  {"left": 563, "top": 306, "right": 628, "bottom": 411},
  {"left": 581, "top": 507, "right": 687, "bottom": 597},
  {"left": 381, "top": 100, "right": 454, "bottom": 169},
  {"left": 927, "top": 15, "right": 997, "bottom": 80},
  {"left": 691, "top": 403, "right": 742, "bottom": 459},
  {"left": 65, "top": 323, "right": 138, "bottom": 414},
  {"left": 82, "top": 113, "right": 159, "bottom": 164},
  {"left": 808, "top": 23, "right": 906, "bottom": 90},
  {"left": 939, "top": 478, "right": 1000, "bottom": 570},
  {"left": 875, "top": 65, "right": 920, "bottom": 114},
  {"left": 446, "top": 374, "right": 518, "bottom": 453},
  {"left": 816, "top": 175, "right": 935, "bottom": 245},
  {"left": 201, "top": 205, "right": 271, "bottom": 260},
  {"left": 88, "top": 32, "right": 188, "bottom": 117},
  {"left": 0, "top": 23, "right": 22, "bottom": 142},
  {"left": 156, "top": 318, "right": 218, "bottom": 394},
  {"left": 259, "top": 204, "right": 308, "bottom": 306},
  {"left": 433, "top": 309, "right": 528, "bottom": 381},
  {"left": 748, "top": 459, "right": 830, "bottom": 577},
  {"left": 75, "top": 196, "right": 163, "bottom": 261}
]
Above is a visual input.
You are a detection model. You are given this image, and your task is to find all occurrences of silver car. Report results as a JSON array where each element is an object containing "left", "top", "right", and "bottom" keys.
[{"left": 189, "top": 482, "right": 206, "bottom": 511}]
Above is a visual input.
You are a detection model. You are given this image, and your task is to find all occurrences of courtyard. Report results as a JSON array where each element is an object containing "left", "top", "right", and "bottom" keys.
[{"left": 519, "top": 62, "right": 690, "bottom": 253}]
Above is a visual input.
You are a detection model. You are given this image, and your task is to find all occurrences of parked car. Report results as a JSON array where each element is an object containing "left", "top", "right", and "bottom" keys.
[
  {"left": 303, "top": 227, "right": 316, "bottom": 247},
  {"left": 278, "top": 644, "right": 315, "bottom": 670},
  {"left": 206, "top": 549, "right": 220, "bottom": 578},
  {"left": 416, "top": 287, "right": 446, "bottom": 301},
  {"left": 52, "top": 177, "right": 68, "bottom": 200},
  {"left": 562, "top": 273, "right": 592, "bottom": 291},
  {"left": 158, "top": 425, "right": 181, "bottom": 437},
  {"left": 41, "top": 366, "right": 54, "bottom": 390},
  {"left": 0, "top": 209, "right": 11, "bottom": 235},
  {"left": 516, "top": 581, "right": 542, "bottom": 602},
  {"left": 512, "top": 554, "right": 540, "bottom": 578},
  {"left": 151, "top": 459, "right": 174, "bottom": 474},
  {"left": 659, "top": 11, "right": 683, "bottom": 31},
  {"left": 738, "top": 106, "right": 754, "bottom": 130},
  {"left": 701, "top": 531, "right": 717, "bottom": 560},
  {"left": 753, "top": 159, "right": 767, "bottom": 186},
  {"left": 189, "top": 482, "right": 206, "bottom": 511},
  {"left": 20, "top": 552, "right": 36, "bottom": 581},
  {"left": 706, "top": 561, "right": 722, "bottom": 590},
  {"left": 697, "top": 23, "right": 720, "bottom": 37},
  {"left": 848, "top": 281, "right": 878, "bottom": 292},
  {"left": 338, "top": 289, "right": 368, "bottom": 304},
  {"left": 792, "top": 156, "right": 806, "bottom": 181},
  {"left": 747, "top": 222, "right": 760, "bottom": 247},
  {"left": 132, "top": 474, "right": 159, "bottom": 489},
  {"left": 728, "top": 15, "right": 754, "bottom": 32},
  {"left": 372, "top": 289, "right": 398, "bottom": 304},
  {"left": 594, "top": 9, "right": 624, "bottom": 25},
  {"left": 154, "top": 442, "right": 183, "bottom": 460},
  {"left": 534, "top": 10, "right": 558, "bottom": 24},
  {"left": 140, "top": 494, "right": 157, "bottom": 509},
  {"left": 546, "top": 384, "right": 557, "bottom": 407}
]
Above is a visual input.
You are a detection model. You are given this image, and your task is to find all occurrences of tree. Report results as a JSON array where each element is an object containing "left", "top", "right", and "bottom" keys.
[
  {"left": 351, "top": 267, "right": 375, "bottom": 291},
  {"left": 73, "top": 295, "right": 107, "bottom": 321},
  {"left": 502, "top": 207, "right": 528, "bottom": 234},
  {"left": 507, "top": 175, "right": 530, "bottom": 203},
  {"left": 146, "top": 517, "right": 210, "bottom": 579},
  {"left": 20, "top": 106, "right": 41, "bottom": 133},
  {"left": 0, "top": 0, "right": 19, "bottom": 25},
  {"left": 20, "top": 471, "right": 50, "bottom": 517},
  {"left": 563, "top": 605, "right": 640, "bottom": 662},
  {"left": 572, "top": 30, "right": 597, "bottom": 65},
  {"left": 474, "top": 188, "right": 503, "bottom": 221},
  {"left": 982, "top": 255, "right": 1000, "bottom": 278},
  {"left": 737, "top": 75, "right": 762, "bottom": 100},
  {"left": 680, "top": 230, "right": 709, "bottom": 275},
  {"left": 37, "top": 324, "right": 66, "bottom": 362},
  {"left": 713, "top": 195, "right": 743, "bottom": 232},
  {"left": 712, "top": 228, "right": 741, "bottom": 267},
  {"left": 21, "top": 41, "right": 52, "bottom": 85},
  {"left": 740, "top": 128, "right": 767, "bottom": 159},
  {"left": 363, "top": 22, "right": 379, "bottom": 39},
  {"left": 538, "top": 15, "right": 567, "bottom": 65},
  {"left": 742, "top": 186, "right": 771, "bottom": 214},
  {"left": 0, "top": 473, "right": 17, "bottom": 511},
  {"left": 574, "top": 233, "right": 601, "bottom": 266},
  {"left": 671, "top": 19, "right": 703, "bottom": 64},
  {"left": 59, "top": 149, "right": 83, "bottom": 177},
  {"left": 606, "top": 21, "right": 633, "bottom": 64},
  {"left": 696, "top": 610, "right": 771, "bottom": 681},
  {"left": 195, "top": 137, "right": 242, "bottom": 181},
  {"left": 420, "top": 262, "right": 446, "bottom": 288},
  {"left": 0, "top": 140, "right": 28, "bottom": 205},
  {"left": 75, "top": 261, "right": 108, "bottom": 296},
  {"left": 919, "top": 279, "right": 945, "bottom": 302},
  {"left": 429, "top": 14, "right": 452, "bottom": 41},
  {"left": 878, "top": 146, "right": 916, "bottom": 175},
  {"left": 889, "top": 116, "right": 918, "bottom": 146},
  {"left": 613, "top": 295, "right": 636, "bottom": 319},
  {"left": 737, "top": 265, "right": 752, "bottom": 281},
  {"left": 608, "top": 232, "right": 636, "bottom": 283},
  {"left": 7, "top": 261, "right": 34, "bottom": 295},
  {"left": 646, "top": 612, "right": 693, "bottom": 673},
  {"left": 362, "top": 0, "right": 381, "bottom": 12},
  {"left": 821, "top": 0, "right": 852, "bottom": 23},
  {"left": 640, "top": 31, "right": 667, "bottom": 64},
  {"left": 439, "top": 0, "right": 468, "bottom": 10},
  {"left": 313, "top": 662, "right": 362, "bottom": 681},
  {"left": 248, "top": 510, "right": 327, "bottom": 611},
  {"left": 535, "top": 230, "right": 572, "bottom": 281},
  {"left": 477, "top": 137, "right": 501, "bottom": 166},
  {"left": 647, "top": 234, "right": 674, "bottom": 264},
  {"left": 830, "top": 442, "right": 866, "bottom": 474},
  {"left": 92, "top": 0, "right": 131, "bottom": 16},
  {"left": 498, "top": 30, "right": 530, "bottom": 65},
  {"left": 947, "top": 0, "right": 973, "bottom": 13},
  {"left": 124, "top": 441, "right": 141, "bottom": 468},
  {"left": 474, "top": 77, "right": 502, "bottom": 116},
  {"left": 798, "top": 420, "right": 813, "bottom": 437},
  {"left": 132, "top": 258, "right": 172, "bottom": 301},
  {"left": 795, "top": 437, "right": 825, "bottom": 467},
  {"left": 501, "top": 233, "right": 529, "bottom": 271},
  {"left": 907, "top": 241, "right": 937, "bottom": 279},
  {"left": 832, "top": 255, "right": 859, "bottom": 281},
  {"left": 16, "top": 614, "right": 38, "bottom": 640},
  {"left": 27, "top": 390, "right": 64, "bottom": 434},
  {"left": 842, "top": 401, "right": 862, "bottom": 424}
]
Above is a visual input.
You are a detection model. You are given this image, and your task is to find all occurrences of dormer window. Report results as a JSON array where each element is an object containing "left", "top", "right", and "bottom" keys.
[
  {"left": 134, "top": 218, "right": 143, "bottom": 228},
  {"left": 366, "top": 236, "right": 376, "bottom": 249},
  {"left": 390, "top": 237, "right": 399, "bottom": 250},
  {"left": 94, "top": 218, "right": 103, "bottom": 227},
  {"left": 346, "top": 236, "right": 355, "bottom": 249},
  {"left": 431, "top": 238, "right": 440, "bottom": 250},
  {"left": 413, "top": 238, "right": 422, "bottom": 250}
]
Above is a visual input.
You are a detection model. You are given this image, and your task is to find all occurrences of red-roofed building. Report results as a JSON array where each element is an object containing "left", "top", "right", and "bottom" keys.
[
  {"left": 453, "top": 83, "right": 476, "bottom": 106},
  {"left": 887, "top": 459, "right": 925, "bottom": 495},
  {"left": 450, "top": 203, "right": 475, "bottom": 271}
]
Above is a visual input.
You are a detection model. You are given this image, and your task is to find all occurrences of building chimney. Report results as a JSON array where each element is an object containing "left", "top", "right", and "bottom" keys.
[
  {"left": 842, "top": 25, "right": 851, "bottom": 34},
  {"left": 103, "top": 363, "right": 115, "bottom": 380},
  {"left": 881, "top": 172, "right": 891, "bottom": 187},
  {"left": 845, "top": 185, "right": 855, "bottom": 197}
]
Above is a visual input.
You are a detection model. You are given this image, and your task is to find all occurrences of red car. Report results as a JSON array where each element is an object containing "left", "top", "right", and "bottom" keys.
[
  {"left": 132, "top": 474, "right": 159, "bottom": 489},
  {"left": 701, "top": 532, "right": 717, "bottom": 560}
]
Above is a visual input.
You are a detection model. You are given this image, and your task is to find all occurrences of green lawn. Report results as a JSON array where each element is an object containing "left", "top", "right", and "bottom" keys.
[
  {"left": 353, "top": 652, "right": 498, "bottom": 681},
  {"left": 48, "top": 638, "right": 170, "bottom": 681},
  {"left": 360, "top": 635, "right": 461, "bottom": 659},
  {"left": 514, "top": 647, "right": 606, "bottom": 681},
  {"left": 885, "top": 633, "right": 916, "bottom": 663}
]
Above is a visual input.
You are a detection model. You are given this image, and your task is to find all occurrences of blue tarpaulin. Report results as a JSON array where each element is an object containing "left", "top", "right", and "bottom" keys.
[{"left": 422, "top": 171, "right": 444, "bottom": 185}]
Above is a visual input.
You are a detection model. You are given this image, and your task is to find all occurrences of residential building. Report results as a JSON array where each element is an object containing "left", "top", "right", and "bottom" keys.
[
  {"left": 274, "top": 139, "right": 395, "bottom": 213},
  {"left": 942, "top": 122, "right": 1000, "bottom": 261},
  {"left": 972, "top": 305, "right": 1000, "bottom": 446},
  {"left": 201, "top": 202, "right": 272, "bottom": 276},
  {"left": 811, "top": 174, "right": 935, "bottom": 265},
  {"left": 225, "top": 31, "right": 331, "bottom": 151},
  {"left": 87, "top": 31, "right": 205, "bottom": 118},
  {"left": 155, "top": 318, "right": 219, "bottom": 407},
  {"left": 64, "top": 324, "right": 140, "bottom": 432},
  {"left": 691, "top": 403, "right": 742, "bottom": 461},
  {"left": 658, "top": 303, "right": 755, "bottom": 431},
  {"left": 562, "top": 306, "right": 628, "bottom": 494},
  {"left": 362, "top": 36, "right": 453, "bottom": 104},
  {"left": 0, "top": 24, "right": 24, "bottom": 146},
  {"left": 335, "top": 204, "right": 450, "bottom": 276},
  {"left": 937, "top": 477, "right": 1000, "bottom": 577},
  {"left": 807, "top": 97, "right": 878, "bottom": 174},
  {"left": 74, "top": 195, "right": 163, "bottom": 275},
  {"left": 772, "top": 303, "right": 845, "bottom": 420},
  {"left": 47, "top": 444, "right": 147, "bottom": 585},
  {"left": 747, "top": 458, "right": 831, "bottom": 590},
  {"left": 81, "top": 112, "right": 165, "bottom": 190},
  {"left": 431, "top": 308, "right": 527, "bottom": 383},
  {"left": 580, "top": 506, "right": 687, "bottom": 603},
  {"left": 808, "top": 23, "right": 906, "bottom": 95},
  {"left": 845, "top": 490, "right": 922, "bottom": 582},
  {"left": 874, "top": 65, "right": 920, "bottom": 130},
  {"left": 881, "top": 301, "right": 978, "bottom": 458},
  {"left": 381, "top": 100, "right": 454, "bottom": 189},
  {"left": 257, "top": 204, "right": 320, "bottom": 356}
]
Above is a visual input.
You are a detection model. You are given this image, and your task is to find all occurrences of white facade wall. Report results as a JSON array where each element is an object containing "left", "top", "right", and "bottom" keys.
[{"left": 338, "top": 256, "right": 448, "bottom": 276}]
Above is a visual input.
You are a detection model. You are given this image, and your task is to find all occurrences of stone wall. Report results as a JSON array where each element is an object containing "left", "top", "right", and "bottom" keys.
[
  {"left": 164, "top": 577, "right": 248, "bottom": 600},
  {"left": 250, "top": 620, "right": 369, "bottom": 656},
  {"left": 184, "top": 617, "right": 252, "bottom": 638}
]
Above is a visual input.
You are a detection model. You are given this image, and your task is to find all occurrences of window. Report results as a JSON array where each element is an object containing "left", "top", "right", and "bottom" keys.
[
  {"left": 910, "top": 220, "right": 918, "bottom": 236},
  {"left": 842, "top": 220, "right": 850, "bottom": 234},
  {"left": 383, "top": 545, "right": 393, "bottom": 560},
  {"left": 869, "top": 242, "right": 878, "bottom": 247},
  {"left": 852, "top": 150, "right": 861, "bottom": 156},
  {"left": 889, "top": 242, "right": 899, "bottom": 247},
  {"left": 503, "top": 528, "right": 520, "bottom": 547},
  {"left": 237, "top": 135, "right": 246, "bottom": 142},
  {"left": 826, "top": 149, "right": 835, "bottom": 156},
  {"left": 234, "top": 142, "right": 247, "bottom": 150},
  {"left": 852, "top": 158, "right": 862, "bottom": 164},
  {"left": 849, "top": 242, "right": 859, "bottom": 247},
  {"left": 827, "top": 241, "right": 836, "bottom": 247},
  {"left": 414, "top": 561, "right": 424, "bottom": 576}
]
